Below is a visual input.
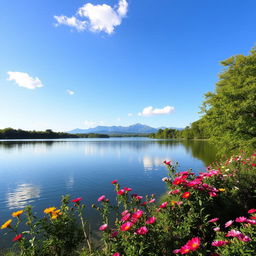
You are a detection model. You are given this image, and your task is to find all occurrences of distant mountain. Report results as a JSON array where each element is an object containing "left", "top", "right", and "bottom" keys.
[{"left": 68, "top": 123, "right": 158, "bottom": 135}]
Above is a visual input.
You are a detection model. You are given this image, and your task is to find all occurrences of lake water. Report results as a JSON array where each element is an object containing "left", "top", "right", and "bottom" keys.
[{"left": 0, "top": 138, "right": 216, "bottom": 246}]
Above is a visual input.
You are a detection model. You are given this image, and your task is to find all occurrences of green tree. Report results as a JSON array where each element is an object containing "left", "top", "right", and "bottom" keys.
[{"left": 201, "top": 47, "right": 256, "bottom": 151}]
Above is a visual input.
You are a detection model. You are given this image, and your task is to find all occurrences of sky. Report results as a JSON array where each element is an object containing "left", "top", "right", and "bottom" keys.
[{"left": 0, "top": 0, "right": 255, "bottom": 132}]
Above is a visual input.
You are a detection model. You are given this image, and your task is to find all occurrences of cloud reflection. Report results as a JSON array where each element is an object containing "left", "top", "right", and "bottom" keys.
[
  {"left": 6, "top": 184, "right": 40, "bottom": 209},
  {"left": 142, "top": 156, "right": 167, "bottom": 171}
]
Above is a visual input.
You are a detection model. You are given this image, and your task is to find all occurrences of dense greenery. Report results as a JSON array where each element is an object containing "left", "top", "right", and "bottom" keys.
[
  {"left": 151, "top": 47, "right": 256, "bottom": 153},
  {"left": 1, "top": 153, "right": 256, "bottom": 256},
  {"left": 0, "top": 128, "right": 109, "bottom": 139}
]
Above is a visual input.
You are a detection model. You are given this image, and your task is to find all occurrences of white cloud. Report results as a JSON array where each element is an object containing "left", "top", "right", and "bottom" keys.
[
  {"left": 138, "top": 106, "right": 175, "bottom": 116},
  {"left": 7, "top": 71, "right": 44, "bottom": 89},
  {"left": 84, "top": 120, "right": 104, "bottom": 128},
  {"left": 67, "top": 89, "right": 75, "bottom": 95},
  {"left": 54, "top": 15, "right": 87, "bottom": 31},
  {"left": 54, "top": 0, "right": 128, "bottom": 34},
  {"left": 128, "top": 113, "right": 133, "bottom": 117}
]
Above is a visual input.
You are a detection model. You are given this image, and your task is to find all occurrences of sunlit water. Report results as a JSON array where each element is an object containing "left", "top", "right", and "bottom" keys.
[{"left": 0, "top": 138, "right": 216, "bottom": 247}]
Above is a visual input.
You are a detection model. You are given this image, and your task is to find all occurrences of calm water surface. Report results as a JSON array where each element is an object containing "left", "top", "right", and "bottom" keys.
[{"left": 0, "top": 138, "right": 216, "bottom": 245}]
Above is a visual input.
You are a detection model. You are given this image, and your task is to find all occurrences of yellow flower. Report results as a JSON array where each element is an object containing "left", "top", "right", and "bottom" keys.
[
  {"left": 44, "top": 207, "right": 56, "bottom": 214},
  {"left": 51, "top": 209, "right": 62, "bottom": 219},
  {"left": 219, "top": 188, "right": 226, "bottom": 192},
  {"left": 12, "top": 210, "right": 24, "bottom": 218},
  {"left": 1, "top": 219, "right": 12, "bottom": 229},
  {"left": 171, "top": 201, "right": 177, "bottom": 205}
]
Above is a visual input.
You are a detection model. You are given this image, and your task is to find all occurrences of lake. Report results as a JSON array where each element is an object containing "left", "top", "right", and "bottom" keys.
[{"left": 0, "top": 138, "right": 216, "bottom": 246}]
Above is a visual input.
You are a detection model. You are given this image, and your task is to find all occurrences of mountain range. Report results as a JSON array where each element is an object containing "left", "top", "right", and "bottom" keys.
[{"left": 68, "top": 123, "right": 183, "bottom": 134}]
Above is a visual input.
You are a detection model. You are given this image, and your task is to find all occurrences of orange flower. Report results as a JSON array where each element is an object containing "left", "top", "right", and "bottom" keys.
[
  {"left": 51, "top": 209, "right": 62, "bottom": 219},
  {"left": 44, "top": 207, "right": 56, "bottom": 214},
  {"left": 12, "top": 210, "right": 24, "bottom": 218},
  {"left": 1, "top": 219, "right": 12, "bottom": 229}
]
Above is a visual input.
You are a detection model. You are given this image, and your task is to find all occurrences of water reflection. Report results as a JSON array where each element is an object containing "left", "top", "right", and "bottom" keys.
[
  {"left": 142, "top": 156, "right": 169, "bottom": 171},
  {"left": 6, "top": 184, "right": 41, "bottom": 209}
]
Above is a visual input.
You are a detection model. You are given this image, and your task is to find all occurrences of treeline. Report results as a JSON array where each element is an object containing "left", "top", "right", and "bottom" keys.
[
  {"left": 0, "top": 128, "right": 109, "bottom": 139},
  {"left": 152, "top": 46, "right": 256, "bottom": 152}
]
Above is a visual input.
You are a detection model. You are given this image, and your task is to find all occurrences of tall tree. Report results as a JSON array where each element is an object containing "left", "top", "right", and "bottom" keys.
[{"left": 201, "top": 47, "right": 256, "bottom": 151}]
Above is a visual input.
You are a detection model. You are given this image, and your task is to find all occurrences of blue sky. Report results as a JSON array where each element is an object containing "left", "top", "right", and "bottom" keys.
[{"left": 0, "top": 0, "right": 255, "bottom": 131}]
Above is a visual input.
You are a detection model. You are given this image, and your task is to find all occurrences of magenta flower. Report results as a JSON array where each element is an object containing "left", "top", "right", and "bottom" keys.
[
  {"left": 111, "top": 180, "right": 118, "bottom": 184},
  {"left": 211, "top": 240, "right": 229, "bottom": 247},
  {"left": 136, "top": 195, "right": 143, "bottom": 200},
  {"left": 159, "top": 202, "right": 168, "bottom": 208},
  {"left": 117, "top": 189, "right": 125, "bottom": 195},
  {"left": 132, "top": 210, "right": 144, "bottom": 219},
  {"left": 213, "top": 227, "right": 220, "bottom": 232},
  {"left": 112, "top": 253, "right": 120, "bottom": 256},
  {"left": 13, "top": 234, "right": 22, "bottom": 242},
  {"left": 248, "top": 209, "right": 256, "bottom": 214},
  {"left": 120, "top": 221, "right": 133, "bottom": 231},
  {"left": 149, "top": 198, "right": 155, "bottom": 203},
  {"left": 172, "top": 249, "right": 180, "bottom": 254},
  {"left": 135, "top": 226, "right": 148, "bottom": 235},
  {"left": 123, "top": 187, "right": 132, "bottom": 192},
  {"left": 208, "top": 218, "right": 219, "bottom": 223},
  {"left": 225, "top": 220, "right": 234, "bottom": 228},
  {"left": 235, "top": 216, "right": 247, "bottom": 223},
  {"left": 146, "top": 216, "right": 156, "bottom": 224},
  {"left": 99, "top": 224, "right": 108, "bottom": 231},
  {"left": 121, "top": 213, "right": 131, "bottom": 222},
  {"left": 237, "top": 234, "right": 251, "bottom": 242},
  {"left": 247, "top": 219, "right": 256, "bottom": 224},
  {"left": 110, "top": 231, "right": 118, "bottom": 238},
  {"left": 226, "top": 229, "right": 241, "bottom": 237},
  {"left": 169, "top": 189, "right": 180, "bottom": 194},
  {"left": 98, "top": 195, "right": 106, "bottom": 202}
]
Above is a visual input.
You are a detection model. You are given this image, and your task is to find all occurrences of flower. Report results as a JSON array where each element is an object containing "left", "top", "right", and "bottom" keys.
[
  {"left": 213, "top": 227, "right": 220, "bottom": 232},
  {"left": 112, "top": 253, "right": 120, "bottom": 256},
  {"left": 149, "top": 198, "right": 155, "bottom": 203},
  {"left": 159, "top": 202, "right": 168, "bottom": 208},
  {"left": 123, "top": 187, "right": 132, "bottom": 192},
  {"left": 72, "top": 197, "right": 82, "bottom": 203},
  {"left": 186, "top": 237, "right": 200, "bottom": 251},
  {"left": 117, "top": 189, "right": 125, "bottom": 195},
  {"left": 135, "top": 226, "right": 148, "bottom": 235},
  {"left": 99, "top": 224, "right": 108, "bottom": 231},
  {"left": 225, "top": 220, "right": 233, "bottom": 228},
  {"left": 13, "top": 234, "right": 22, "bottom": 242},
  {"left": 248, "top": 209, "right": 256, "bottom": 214},
  {"left": 226, "top": 229, "right": 241, "bottom": 237},
  {"left": 180, "top": 245, "right": 191, "bottom": 254},
  {"left": 121, "top": 213, "right": 131, "bottom": 222},
  {"left": 235, "top": 216, "right": 247, "bottom": 223},
  {"left": 12, "top": 210, "right": 24, "bottom": 218},
  {"left": 237, "top": 234, "right": 251, "bottom": 242},
  {"left": 132, "top": 210, "right": 144, "bottom": 219},
  {"left": 182, "top": 192, "right": 191, "bottom": 199},
  {"left": 146, "top": 216, "right": 156, "bottom": 224},
  {"left": 51, "top": 209, "right": 62, "bottom": 219},
  {"left": 121, "top": 210, "right": 129, "bottom": 216},
  {"left": 208, "top": 218, "right": 219, "bottom": 223},
  {"left": 44, "top": 207, "right": 56, "bottom": 214},
  {"left": 1, "top": 219, "right": 12, "bottom": 229},
  {"left": 218, "top": 188, "right": 225, "bottom": 192},
  {"left": 110, "top": 231, "right": 118, "bottom": 237},
  {"left": 98, "top": 195, "right": 106, "bottom": 202},
  {"left": 163, "top": 160, "right": 171, "bottom": 165},
  {"left": 111, "top": 180, "right": 118, "bottom": 184},
  {"left": 169, "top": 189, "right": 180, "bottom": 194},
  {"left": 211, "top": 240, "right": 229, "bottom": 247},
  {"left": 120, "top": 221, "right": 133, "bottom": 231}
]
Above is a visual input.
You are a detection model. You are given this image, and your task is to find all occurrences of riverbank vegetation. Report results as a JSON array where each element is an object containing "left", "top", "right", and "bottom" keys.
[
  {"left": 1, "top": 152, "right": 255, "bottom": 256},
  {"left": 0, "top": 128, "right": 109, "bottom": 139},
  {"left": 151, "top": 47, "right": 256, "bottom": 154}
]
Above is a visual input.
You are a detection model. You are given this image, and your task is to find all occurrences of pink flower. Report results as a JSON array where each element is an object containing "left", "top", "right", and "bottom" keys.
[
  {"left": 226, "top": 229, "right": 241, "bottom": 237},
  {"left": 248, "top": 209, "right": 256, "bottom": 214},
  {"left": 186, "top": 237, "right": 200, "bottom": 251},
  {"left": 123, "top": 187, "right": 132, "bottom": 192},
  {"left": 211, "top": 240, "right": 229, "bottom": 247},
  {"left": 111, "top": 180, "right": 118, "bottom": 184},
  {"left": 146, "top": 216, "right": 156, "bottom": 224},
  {"left": 13, "top": 234, "right": 22, "bottom": 242},
  {"left": 237, "top": 234, "right": 251, "bottom": 242},
  {"left": 163, "top": 160, "right": 171, "bottom": 165},
  {"left": 179, "top": 245, "right": 191, "bottom": 254},
  {"left": 132, "top": 210, "right": 144, "bottom": 219},
  {"left": 121, "top": 213, "right": 131, "bottom": 222},
  {"left": 235, "top": 216, "right": 247, "bottom": 223},
  {"left": 99, "top": 224, "right": 108, "bottom": 231},
  {"left": 172, "top": 249, "right": 180, "bottom": 254},
  {"left": 225, "top": 220, "right": 234, "bottom": 228},
  {"left": 136, "top": 195, "right": 143, "bottom": 200},
  {"left": 98, "top": 195, "right": 106, "bottom": 202},
  {"left": 120, "top": 221, "right": 133, "bottom": 231},
  {"left": 213, "top": 227, "right": 220, "bottom": 232},
  {"left": 112, "top": 253, "right": 120, "bottom": 256},
  {"left": 135, "top": 226, "right": 148, "bottom": 235},
  {"left": 110, "top": 231, "right": 118, "bottom": 238},
  {"left": 169, "top": 189, "right": 180, "bottom": 194},
  {"left": 117, "top": 189, "right": 125, "bottom": 195},
  {"left": 209, "top": 192, "right": 217, "bottom": 197},
  {"left": 159, "top": 202, "right": 168, "bottom": 208},
  {"left": 247, "top": 219, "right": 256, "bottom": 224},
  {"left": 72, "top": 197, "right": 82, "bottom": 203},
  {"left": 208, "top": 218, "right": 219, "bottom": 223},
  {"left": 121, "top": 210, "right": 129, "bottom": 216},
  {"left": 149, "top": 198, "right": 155, "bottom": 203}
]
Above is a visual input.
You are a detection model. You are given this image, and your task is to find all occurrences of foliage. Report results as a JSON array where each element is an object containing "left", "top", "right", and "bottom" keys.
[{"left": 0, "top": 153, "right": 256, "bottom": 255}]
